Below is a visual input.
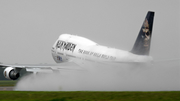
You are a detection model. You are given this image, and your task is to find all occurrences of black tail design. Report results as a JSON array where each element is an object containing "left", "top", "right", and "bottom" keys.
[{"left": 131, "top": 11, "right": 155, "bottom": 55}]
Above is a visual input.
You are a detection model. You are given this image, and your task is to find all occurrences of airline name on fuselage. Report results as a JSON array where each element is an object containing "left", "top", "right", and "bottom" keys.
[
  {"left": 56, "top": 40, "right": 76, "bottom": 52},
  {"left": 78, "top": 49, "right": 116, "bottom": 60}
]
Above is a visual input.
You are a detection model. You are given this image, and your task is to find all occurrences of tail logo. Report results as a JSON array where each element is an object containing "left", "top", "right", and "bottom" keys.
[
  {"left": 131, "top": 11, "right": 154, "bottom": 55},
  {"left": 142, "top": 18, "right": 151, "bottom": 48}
]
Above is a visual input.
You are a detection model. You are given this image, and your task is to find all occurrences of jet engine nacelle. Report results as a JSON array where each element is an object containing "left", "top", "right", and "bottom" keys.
[{"left": 3, "top": 67, "right": 20, "bottom": 80}]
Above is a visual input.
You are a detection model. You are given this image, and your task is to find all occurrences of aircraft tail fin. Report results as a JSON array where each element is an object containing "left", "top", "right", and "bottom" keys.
[{"left": 131, "top": 11, "right": 155, "bottom": 55}]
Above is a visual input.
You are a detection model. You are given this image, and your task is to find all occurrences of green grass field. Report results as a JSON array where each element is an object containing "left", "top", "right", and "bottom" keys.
[
  {"left": 0, "top": 80, "right": 17, "bottom": 87},
  {"left": 0, "top": 91, "right": 180, "bottom": 101},
  {"left": 0, "top": 81, "right": 180, "bottom": 101}
]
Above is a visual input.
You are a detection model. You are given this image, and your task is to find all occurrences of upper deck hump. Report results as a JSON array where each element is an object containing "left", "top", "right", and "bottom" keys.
[{"left": 59, "top": 34, "right": 97, "bottom": 46}]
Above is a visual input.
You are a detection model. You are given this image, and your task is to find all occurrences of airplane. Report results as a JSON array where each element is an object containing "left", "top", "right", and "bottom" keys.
[{"left": 0, "top": 11, "right": 154, "bottom": 80}]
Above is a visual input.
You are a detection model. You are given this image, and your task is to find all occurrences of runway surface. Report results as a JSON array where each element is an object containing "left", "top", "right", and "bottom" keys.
[{"left": 0, "top": 87, "right": 14, "bottom": 91}]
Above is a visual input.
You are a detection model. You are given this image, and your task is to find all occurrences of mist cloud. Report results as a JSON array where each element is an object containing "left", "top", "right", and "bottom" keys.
[{"left": 14, "top": 59, "right": 180, "bottom": 91}]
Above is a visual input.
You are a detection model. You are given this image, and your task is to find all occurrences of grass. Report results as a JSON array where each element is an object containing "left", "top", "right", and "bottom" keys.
[
  {"left": 0, "top": 80, "right": 17, "bottom": 87},
  {"left": 0, "top": 81, "right": 180, "bottom": 101},
  {"left": 0, "top": 91, "right": 180, "bottom": 101}
]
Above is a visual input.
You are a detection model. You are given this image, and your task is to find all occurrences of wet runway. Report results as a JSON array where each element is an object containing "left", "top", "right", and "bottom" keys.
[{"left": 0, "top": 87, "right": 14, "bottom": 91}]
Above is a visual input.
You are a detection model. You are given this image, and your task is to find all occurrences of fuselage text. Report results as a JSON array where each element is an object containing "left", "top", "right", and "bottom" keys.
[
  {"left": 56, "top": 40, "right": 76, "bottom": 52},
  {"left": 78, "top": 49, "right": 116, "bottom": 60}
]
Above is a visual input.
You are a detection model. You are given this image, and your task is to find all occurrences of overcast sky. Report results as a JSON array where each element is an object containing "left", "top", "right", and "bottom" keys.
[{"left": 0, "top": 0, "right": 179, "bottom": 64}]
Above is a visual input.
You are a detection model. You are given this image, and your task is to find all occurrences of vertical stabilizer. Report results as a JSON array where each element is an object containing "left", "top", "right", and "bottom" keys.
[{"left": 131, "top": 11, "right": 155, "bottom": 55}]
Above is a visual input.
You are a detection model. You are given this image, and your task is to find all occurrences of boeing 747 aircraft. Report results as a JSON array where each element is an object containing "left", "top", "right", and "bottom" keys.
[{"left": 0, "top": 11, "right": 154, "bottom": 80}]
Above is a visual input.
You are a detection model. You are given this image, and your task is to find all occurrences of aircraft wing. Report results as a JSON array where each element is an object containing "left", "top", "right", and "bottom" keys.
[
  {"left": 0, "top": 62, "right": 82, "bottom": 72},
  {"left": 0, "top": 62, "right": 84, "bottom": 80},
  {"left": 0, "top": 62, "right": 76, "bottom": 68}
]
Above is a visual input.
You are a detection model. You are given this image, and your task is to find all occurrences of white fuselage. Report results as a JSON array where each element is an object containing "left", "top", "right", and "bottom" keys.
[{"left": 51, "top": 34, "right": 152, "bottom": 66}]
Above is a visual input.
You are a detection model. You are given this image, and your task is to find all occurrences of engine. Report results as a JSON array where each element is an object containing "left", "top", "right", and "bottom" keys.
[{"left": 3, "top": 67, "right": 20, "bottom": 80}]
